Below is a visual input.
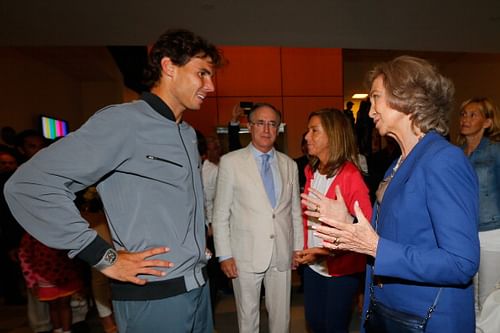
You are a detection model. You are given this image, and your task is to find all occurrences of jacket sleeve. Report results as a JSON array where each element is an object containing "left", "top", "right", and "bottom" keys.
[
  {"left": 291, "top": 160, "right": 304, "bottom": 251},
  {"left": 4, "top": 106, "right": 135, "bottom": 264},
  {"left": 374, "top": 148, "right": 480, "bottom": 285}
]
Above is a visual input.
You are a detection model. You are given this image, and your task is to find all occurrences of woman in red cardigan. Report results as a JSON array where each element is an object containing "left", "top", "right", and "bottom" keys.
[{"left": 295, "top": 108, "right": 372, "bottom": 333}]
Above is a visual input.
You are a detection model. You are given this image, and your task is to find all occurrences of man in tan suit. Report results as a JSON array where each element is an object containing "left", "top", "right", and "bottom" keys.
[{"left": 213, "top": 103, "right": 303, "bottom": 333}]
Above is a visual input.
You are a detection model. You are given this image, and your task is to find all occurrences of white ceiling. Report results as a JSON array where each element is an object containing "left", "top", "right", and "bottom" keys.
[{"left": 2, "top": 0, "right": 500, "bottom": 53}]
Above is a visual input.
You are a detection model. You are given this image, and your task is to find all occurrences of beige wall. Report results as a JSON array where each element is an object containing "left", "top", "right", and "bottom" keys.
[
  {"left": 441, "top": 54, "right": 500, "bottom": 142},
  {"left": 0, "top": 48, "right": 81, "bottom": 132},
  {"left": 0, "top": 47, "right": 125, "bottom": 137},
  {"left": 344, "top": 51, "right": 500, "bottom": 143},
  {"left": 2, "top": 47, "right": 499, "bottom": 150}
]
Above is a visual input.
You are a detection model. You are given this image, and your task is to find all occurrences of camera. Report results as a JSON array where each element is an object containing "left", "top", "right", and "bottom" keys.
[{"left": 239, "top": 101, "right": 253, "bottom": 115}]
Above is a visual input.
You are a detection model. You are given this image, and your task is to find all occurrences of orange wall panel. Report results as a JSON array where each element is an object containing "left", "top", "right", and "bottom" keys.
[
  {"left": 283, "top": 97, "right": 344, "bottom": 158},
  {"left": 216, "top": 46, "right": 282, "bottom": 97},
  {"left": 182, "top": 97, "right": 218, "bottom": 137},
  {"left": 281, "top": 48, "right": 343, "bottom": 97},
  {"left": 217, "top": 97, "right": 283, "bottom": 126}
]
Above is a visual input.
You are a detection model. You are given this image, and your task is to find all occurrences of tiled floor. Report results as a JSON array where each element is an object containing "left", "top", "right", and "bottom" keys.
[{"left": 0, "top": 276, "right": 362, "bottom": 333}]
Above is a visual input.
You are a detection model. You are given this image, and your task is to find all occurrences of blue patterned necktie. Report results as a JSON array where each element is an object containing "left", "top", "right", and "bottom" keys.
[{"left": 260, "top": 153, "right": 276, "bottom": 208}]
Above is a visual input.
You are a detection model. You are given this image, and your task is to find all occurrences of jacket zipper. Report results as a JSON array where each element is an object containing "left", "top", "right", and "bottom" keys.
[
  {"left": 146, "top": 155, "right": 183, "bottom": 168},
  {"left": 177, "top": 126, "right": 203, "bottom": 287}
]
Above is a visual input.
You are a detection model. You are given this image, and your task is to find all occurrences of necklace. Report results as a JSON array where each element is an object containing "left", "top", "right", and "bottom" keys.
[
  {"left": 375, "top": 155, "right": 404, "bottom": 204},
  {"left": 391, "top": 155, "right": 404, "bottom": 177}
]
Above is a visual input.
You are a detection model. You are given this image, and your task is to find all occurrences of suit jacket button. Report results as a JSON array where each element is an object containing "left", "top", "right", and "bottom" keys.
[
  {"left": 272, "top": 214, "right": 275, "bottom": 219},
  {"left": 270, "top": 234, "right": 275, "bottom": 239}
]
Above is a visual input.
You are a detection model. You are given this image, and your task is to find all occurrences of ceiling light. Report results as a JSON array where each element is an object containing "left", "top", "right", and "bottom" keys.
[{"left": 352, "top": 93, "right": 368, "bottom": 99}]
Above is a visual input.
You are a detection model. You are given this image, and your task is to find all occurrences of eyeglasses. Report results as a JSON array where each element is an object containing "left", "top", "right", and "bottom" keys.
[{"left": 250, "top": 120, "right": 279, "bottom": 129}]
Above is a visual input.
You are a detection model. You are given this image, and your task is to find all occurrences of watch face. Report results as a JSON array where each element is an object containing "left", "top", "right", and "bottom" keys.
[{"left": 104, "top": 249, "right": 117, "bottom": 264}]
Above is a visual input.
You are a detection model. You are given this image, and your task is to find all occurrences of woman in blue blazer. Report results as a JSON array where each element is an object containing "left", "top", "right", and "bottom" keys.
[{"left": 303, "top": 56, "right": 480, "bottom": 332}]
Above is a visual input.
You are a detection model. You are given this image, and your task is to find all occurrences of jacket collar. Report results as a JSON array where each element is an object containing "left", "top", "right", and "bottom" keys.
[
  {"left": 140, "top": 92, "right": 177, "bottom": 122},
  {"left": 381, "top": 131, "right": 440, "bottom": 204}
]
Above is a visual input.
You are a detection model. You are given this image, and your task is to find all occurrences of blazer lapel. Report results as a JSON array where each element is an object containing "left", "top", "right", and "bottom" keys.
[{"left": 381, "top": 132, "right": 439, "bottom": 209}]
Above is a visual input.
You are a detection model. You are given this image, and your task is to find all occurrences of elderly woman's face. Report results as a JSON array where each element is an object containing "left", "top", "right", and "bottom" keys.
[{"left": 369, "top": 75, "right": 407, "bottom": 137}]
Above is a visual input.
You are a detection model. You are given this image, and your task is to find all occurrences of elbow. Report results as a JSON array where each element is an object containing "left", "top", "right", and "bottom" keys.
[
  {"left": 3, "top": 175, "right": 18, "bottom": 203},
  {"left": 450, "top": 257, "right": 480, "bottom": 285}
]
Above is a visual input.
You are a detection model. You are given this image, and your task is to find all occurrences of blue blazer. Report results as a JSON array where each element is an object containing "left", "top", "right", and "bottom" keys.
[{"left": 362, "top": 132, "right": 480, "bottom": 333}]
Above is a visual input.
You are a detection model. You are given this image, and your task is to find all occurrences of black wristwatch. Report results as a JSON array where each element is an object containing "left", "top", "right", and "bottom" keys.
[{"left": 93, "top": 248, "right": 118, "bottom": 271}]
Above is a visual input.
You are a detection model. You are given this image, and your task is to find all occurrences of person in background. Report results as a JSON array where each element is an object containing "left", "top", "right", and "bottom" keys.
[
  {"left": 294, "top": 133, "right": 309, "bottom": 193},
  {"left": 15, "top": 129, "right": 46, "bottom": 163},
  {"left": 0, "top": 126, "right": 18, "bottom": 158},
  {"left": 199, "top": 134, "right": 230, "bottom": 322},
  {"left": 6, "top": 130, "right": 54, "bottom": 333},
  {"left": 213, "top": 103, "right": 303, "bottom": 333},
  {"left": 0, "top": 150, "right": 25, "bottom": 306},
  {"left": 305, "top": 56, "right": 479, "bottom": 332},
  {"left": 76, "top": 187, "right": 118, "bottom": 333},
  {"left": 456, "top": 97, "right": 500, "bottom": 323},
  {"left": 293, "top": 133, "right": 309, "bottom": 294},
  {"left": 355, "top": 99, "right": 374, "bottom": 157},
  {"left": 343, "top": 101, "right": 356, "bottom": 129},
  {"left": 228, "top": 103, "right": 245, "bottom": 152},
  {"left": 366, "top": 136, "right": 400, "bottom": 203},
  {"left": 296, "top": 108, "right": 372, "bottom": 333},
  {"left": 4, "top": 29, "right": 223, "bottom": 333},
  {"left": 0, "top": 150, "right": 18, "bottom": 174},
  {"left": 18, "top": 233, "right": 84, "bottom": 333}
]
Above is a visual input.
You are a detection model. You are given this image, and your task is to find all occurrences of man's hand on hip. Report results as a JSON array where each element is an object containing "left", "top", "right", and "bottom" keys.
[{"left": 101, "top": 247, "right": 173, "bottom": 285}]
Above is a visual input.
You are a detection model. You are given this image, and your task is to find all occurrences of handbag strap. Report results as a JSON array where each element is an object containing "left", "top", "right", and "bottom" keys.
[{"left": 370, "top": 203, "right": 443, "bottom": 323}]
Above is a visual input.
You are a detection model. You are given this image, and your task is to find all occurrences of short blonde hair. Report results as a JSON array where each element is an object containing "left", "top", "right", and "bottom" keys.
[{"left": 456, "top": 97, "right": 500, "bottom": 145}]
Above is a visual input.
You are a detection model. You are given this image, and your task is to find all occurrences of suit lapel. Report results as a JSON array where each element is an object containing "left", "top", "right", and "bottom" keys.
[{"left": 242, "top": 146, "right": 263, "bottom": 190}]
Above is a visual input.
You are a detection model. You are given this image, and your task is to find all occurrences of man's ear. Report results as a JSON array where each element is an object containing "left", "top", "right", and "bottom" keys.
[{"left": 160, "top": 57, "right": 176, "bottom": 78}]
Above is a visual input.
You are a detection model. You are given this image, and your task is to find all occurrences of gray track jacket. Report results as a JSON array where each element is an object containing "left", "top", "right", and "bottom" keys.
[{"left": 4, "top": 93, "right": 207, "bottom": 300}]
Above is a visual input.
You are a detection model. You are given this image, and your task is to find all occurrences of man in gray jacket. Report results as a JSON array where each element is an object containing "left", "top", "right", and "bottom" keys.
[{"left": 4, "top": 29, "right": 222, "bottom": 333}]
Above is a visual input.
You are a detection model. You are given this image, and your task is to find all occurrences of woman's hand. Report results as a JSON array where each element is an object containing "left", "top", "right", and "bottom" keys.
[
  {"left": 301, "top": 186, "right": 352, "bottom": 224},
  {"left": 313, "top": 201, "right": 379, "bottom": 257},
  {"left": 295, "top": 247, "right": 331, "bottom": 265}
]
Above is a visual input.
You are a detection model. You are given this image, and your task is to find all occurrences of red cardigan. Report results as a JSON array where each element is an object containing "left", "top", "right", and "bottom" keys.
[{"left": 303, "top": 161, "right": 373, "bottom": 276}]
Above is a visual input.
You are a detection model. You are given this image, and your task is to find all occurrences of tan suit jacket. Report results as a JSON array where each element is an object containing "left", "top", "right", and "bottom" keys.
[{"left": 213, "top": 145, "right": 303, "bottom": 273}]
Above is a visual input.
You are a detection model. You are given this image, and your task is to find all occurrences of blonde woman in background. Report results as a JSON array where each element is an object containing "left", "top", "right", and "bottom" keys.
[{"left": 457, "top": 98, "right": 500, "bottom": 326}]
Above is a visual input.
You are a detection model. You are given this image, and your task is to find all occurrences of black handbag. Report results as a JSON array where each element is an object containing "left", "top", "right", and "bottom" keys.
[
  {"left": 365, "top": 203, "right": 442, "bottom": 333},
  {"left": 364, "top": 288, "right": 442, "bottom": 333}
]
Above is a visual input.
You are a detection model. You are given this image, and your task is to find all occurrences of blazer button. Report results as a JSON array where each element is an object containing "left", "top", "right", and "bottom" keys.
[
  {"left": 272, "top": 214, "right": 275, "bottom": 219},
  {"left": 270, "top": 234, "right": 275, "bottom": 239}
]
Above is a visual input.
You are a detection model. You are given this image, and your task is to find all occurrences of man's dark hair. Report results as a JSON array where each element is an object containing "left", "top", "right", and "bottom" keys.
[
  {"left": 143, "top": 29, "right": 223, "bottom": 89},
  {"left": 15, "top": 129, "right": 44, "bottom": 148}
]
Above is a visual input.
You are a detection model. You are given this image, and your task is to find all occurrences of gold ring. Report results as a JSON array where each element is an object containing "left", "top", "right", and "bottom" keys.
[
  {"left": 315, "top": 205, "right": 320, "bottom": 212},
  {"left": 334, "top": 237, "right": 340, "bottom": 246}
]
